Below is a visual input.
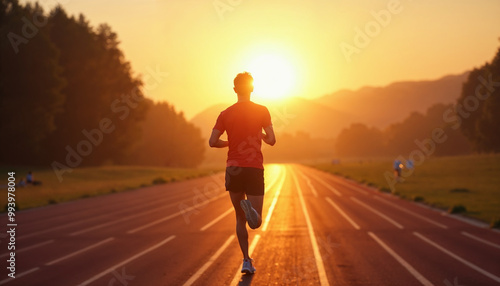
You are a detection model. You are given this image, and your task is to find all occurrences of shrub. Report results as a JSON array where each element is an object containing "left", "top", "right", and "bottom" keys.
[
  {"left": 449, "top": 204, "right": 467, "bottom": 214},
  {"left": 152, "top": 177, "right": 167, "bottom": 185},
  {"left": 412, "top": 196, "right": 425, "bottom": 202}
]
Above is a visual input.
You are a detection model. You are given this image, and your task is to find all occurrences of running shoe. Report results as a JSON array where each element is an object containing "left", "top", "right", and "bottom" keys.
[
  {"left": 241, "top": 258, "right": 256, "bottom": 274},
  {"left": 240, "top": 200, "right": 260, "bottom": 229}
]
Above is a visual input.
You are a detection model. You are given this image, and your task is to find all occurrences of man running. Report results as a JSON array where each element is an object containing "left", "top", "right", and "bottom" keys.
[{"left": 209, "top": 72, "right": 276, "bottom": 274}]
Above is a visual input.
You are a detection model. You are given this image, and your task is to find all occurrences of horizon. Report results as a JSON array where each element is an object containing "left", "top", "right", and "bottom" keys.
[{"left": 27, "top": 0, "right": 500, "bottom": 118}]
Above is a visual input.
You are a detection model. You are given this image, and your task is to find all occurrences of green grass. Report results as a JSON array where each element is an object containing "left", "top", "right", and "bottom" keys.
[
  {"left": 311, "top": 154, "right": 500, "bottom": 226},
  {"left": 1, "top": 166, "right": 219, "bottom": 211}
]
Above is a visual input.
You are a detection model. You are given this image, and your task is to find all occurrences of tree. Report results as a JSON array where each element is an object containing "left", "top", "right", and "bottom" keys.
[
  {"left": 335, "top": 123, "right": 385, "bottom": 157},
  {"left": 0, "top": 0, "right": 65, "bottom": 164},
  {"left": 458, "top": 43, "right": 500, "bottom": 152}
]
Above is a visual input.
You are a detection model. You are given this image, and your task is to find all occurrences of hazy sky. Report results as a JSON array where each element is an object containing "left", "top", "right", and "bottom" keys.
[{"left": 35, "top": 0, "right": 500, "bottom": 118}]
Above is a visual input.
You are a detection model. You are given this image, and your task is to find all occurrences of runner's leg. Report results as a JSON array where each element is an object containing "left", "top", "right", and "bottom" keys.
[
  {"left": 246, "top": 195, "right": 263, "bottom": 228},
  {"left": 229, "top": 190, "right": 250, "bottom": 259}
]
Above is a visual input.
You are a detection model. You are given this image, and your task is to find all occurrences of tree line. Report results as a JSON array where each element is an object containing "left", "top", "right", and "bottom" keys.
[{"left": 0, "top": 1, "right": 204, "bottom": 168}]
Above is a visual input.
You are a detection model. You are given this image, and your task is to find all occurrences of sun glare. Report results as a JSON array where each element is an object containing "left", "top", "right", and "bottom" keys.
[{"left": 246, "top": 54, "right": 296, "bottom": 100}]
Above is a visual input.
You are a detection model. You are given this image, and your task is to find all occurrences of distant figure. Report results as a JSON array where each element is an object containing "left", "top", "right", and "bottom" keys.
[
  {"left": 17, "top": 178, "right": 26, "bottom": 187},
  {"left": 26, "top": 171, "right": 42, "bottom": 186},
  {"left": 26, "top": 171, "right": 33, "bottom": 183},
  {"left": 406, "top": 159, "right": 414, "bottom": 171},
  {"left": 393, "top": 159, "right": 403, "bottom": 179},
  {"left": 209, "top": 72, "right": 276, "bottom": 274}
]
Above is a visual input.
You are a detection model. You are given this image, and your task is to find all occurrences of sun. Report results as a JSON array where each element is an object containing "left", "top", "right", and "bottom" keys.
[{"left": 246, "top": 54, "right": 296, "bottom": 100}]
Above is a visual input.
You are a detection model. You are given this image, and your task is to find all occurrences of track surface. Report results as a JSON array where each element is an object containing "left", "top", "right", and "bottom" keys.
[{"left": 1, "top": 164, "right": 499, "bottom": 285}]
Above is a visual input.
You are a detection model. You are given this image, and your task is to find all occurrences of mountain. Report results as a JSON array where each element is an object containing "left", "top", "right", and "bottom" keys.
[
  {"left": 315, "top": 72, "right": 469, "bottom": 128},
  {"left": 191, "top": 72, "right": 469, "bottom": 139}
]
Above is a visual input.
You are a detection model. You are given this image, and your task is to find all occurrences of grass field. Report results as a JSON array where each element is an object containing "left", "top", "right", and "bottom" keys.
[
  {"left": 311, "top": 154, "right": 500, "bottom": 227},
  {"left": 1, "top": 166, "right": 219, "bottom": 211}
]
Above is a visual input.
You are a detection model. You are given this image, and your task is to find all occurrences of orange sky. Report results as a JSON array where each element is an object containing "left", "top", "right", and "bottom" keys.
[{"left": 35, "top": 0, "right": 500, "bottom": 118}]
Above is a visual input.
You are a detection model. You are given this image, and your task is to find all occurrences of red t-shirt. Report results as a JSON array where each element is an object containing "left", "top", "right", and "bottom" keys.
[{"left": 213, "top": 101, "right": 272, "bottom": 169}]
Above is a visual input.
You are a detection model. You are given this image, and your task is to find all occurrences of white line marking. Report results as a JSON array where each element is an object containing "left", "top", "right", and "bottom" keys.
[
  {"left": 200, "top": 208, "right": 233, "bottom": 231},
  {"left": 45, "top": 237, "right": 114, "bottom": 266},
  {"left": 73, "top": 191, "right": 225, "bottom": 236},
  {"left": 414, "top": 232, "right": 500, "bottom": 283},
  {"left": 373, "top": 196, "right": 448, "bottom": 229},
  {"left": 262, "top": 171, "right": 287, "bottom": 231},
  {"left": 368, "top": 232, "right": 433, "bottom": 286},
  {"left": 292, "top": 169, "right": 330, "bottom": 286},
  {"left": 78, "top": 235, "right": 176, "bottom": 286},
  {"left": 0, "top": 240, "right": 54, "bottom": 258},
  {"left": 183, "top": 235, "right": 235, "bottom": 286},
  {"left": 296, "top": 170, "right": 318, "bottom": 197},
  {"left": 461, "top": 232, "right": 500, "bottom": 250},
  {"left": 325, "top": 197, "right": 360, "bottom": 230},
  {"left": 230, "top": 234, "right": 262, "bottom": 285},
  {"left": 127, "top": 193, "right": 225, "bottom": 234},
  {"left": 0, "top": 267, "right": 40, "bottom": 285},
  {"left": 303, "top": 171, "right": 342, "bottom": 197},
  {"left": 351, "top": 197, "right": 404, "bottom": 229}
]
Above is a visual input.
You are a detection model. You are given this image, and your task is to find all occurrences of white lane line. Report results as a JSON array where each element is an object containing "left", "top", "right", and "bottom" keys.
[
  {"left": 200, "top": 208, "right": 233, "bottom": 231},
  {"left": 262, "top": 171, "right": 287, "bottom": 231},
  {"left": 78, "top": 235, "right": 176, "bottom": 286},
  {"left": 0, "top": 240, "right": 54, "bottom": 258},
  {"left": 295, "top": 170, "right": 318, "bottom": 197},
  {"left": 230, "top": 234, "right": 262, "bottom": 285},
  {"left": 373, "top": 196, "right": 448, "bottom": 229},
  {"left": 303, "top": 171, "right": 342, "bottom": 197},
  {"left": 316, "top": 173, "right": 369, "bottom": 195},
  {"left": 127, "top": 193, "right": 225, "bottom": 234},
  {"left": 183, "top": 235, "right": 235, "bottom": 286},
  {"left": 292, "top": 169, "right": 330, "bottom": 286},
  {"left": 414, "top": 232, "right": 500, "bottom": 283},
  {"left": 368, "top": 232, "right": 433, "bottom": 286},
  {"left": 461, "top": 232, "right": 500, "bottom": 250},
  {"left": 45, "top": 237, "right": 115, "bottom": 266},
  {"left": 73, "top": 191, "right": 225, "bottom": 236},
  {"left": 351, "top": 197, "right": 404, "bottom": 229},
  {"left": 0, "top": 267, "right": 40, "bottom": 285},
  {"left": 325, "top": 197, "right": 360, "bottom": 230}
]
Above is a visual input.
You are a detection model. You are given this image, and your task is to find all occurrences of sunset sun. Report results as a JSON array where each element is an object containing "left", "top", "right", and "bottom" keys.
[{"left": 246, "top": 54, "right": 296, "bottom": 100}]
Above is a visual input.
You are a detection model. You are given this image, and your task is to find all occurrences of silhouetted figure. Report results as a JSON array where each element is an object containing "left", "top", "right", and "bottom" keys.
[
  {"left": 393, "top": 159, "right": 402, "bottom": 180},
  {"left": 209, "top": 72, "right": 276, "bottom": 274},
  {"left": 26, "top": 171, "right": 42, "bottom": 186}
]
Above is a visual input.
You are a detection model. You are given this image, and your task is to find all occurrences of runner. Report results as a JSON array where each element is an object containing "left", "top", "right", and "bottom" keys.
[{"left": 209, "top": 72, "right": 276, "bottom": 274}]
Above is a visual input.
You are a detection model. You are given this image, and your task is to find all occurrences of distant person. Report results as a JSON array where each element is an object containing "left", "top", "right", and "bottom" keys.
[
  {"left": 209, "top": 72, "right": 276, "bottom": 274},
  {"left": 393, "top": 159, "right": 402, "bottom": 180},
  {"left": 406, "top": 159, "right": 414, "bottom": 171},
  {"left": 26, "top": 171, "right": 42, "bottom": 185},
  {"left": 17, "top": 178, "right": 26, "bottom": 187}
]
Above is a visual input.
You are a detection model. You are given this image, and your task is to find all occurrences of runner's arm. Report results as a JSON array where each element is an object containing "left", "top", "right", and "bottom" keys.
[
  {"left": 262, "top": 125, "right": 276, "bottom": 146},
  {"left": 209, "top": 129, "right": 229, "bottom": 148}
]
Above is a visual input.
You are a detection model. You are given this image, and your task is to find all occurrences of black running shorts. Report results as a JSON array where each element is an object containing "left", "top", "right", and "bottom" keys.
[{"left": 225, "top": 166, "right": 265, "bottom": 196}]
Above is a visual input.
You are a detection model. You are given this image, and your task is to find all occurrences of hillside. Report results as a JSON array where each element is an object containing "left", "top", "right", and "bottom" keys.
[
  {"left": 315, "top": 72, "right": 469, "bottom": 128},
  {"left": 191, "top": 72, "right": 468, "bottom": 140}
]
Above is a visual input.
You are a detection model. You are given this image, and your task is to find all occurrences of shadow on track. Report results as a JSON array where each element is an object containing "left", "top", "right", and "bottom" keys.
[{"left": 235, "top": 273, "right": 255, "bottom": 285}]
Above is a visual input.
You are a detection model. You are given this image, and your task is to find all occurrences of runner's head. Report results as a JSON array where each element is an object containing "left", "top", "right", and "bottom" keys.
[{"left": 233, "top": 72, "right": 254, "bottom": 96}]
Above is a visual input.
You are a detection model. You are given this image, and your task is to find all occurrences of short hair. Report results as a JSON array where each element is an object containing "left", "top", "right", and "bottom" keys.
[{"left": 233, "top": 72, "right": 253, "bottom": 92}]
